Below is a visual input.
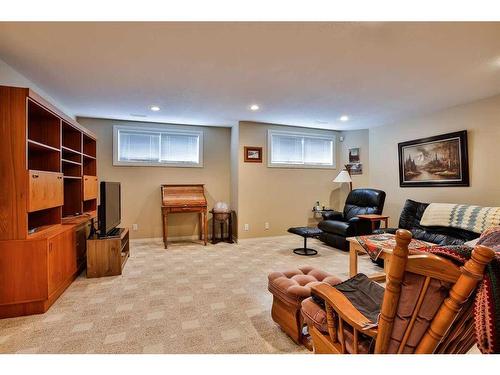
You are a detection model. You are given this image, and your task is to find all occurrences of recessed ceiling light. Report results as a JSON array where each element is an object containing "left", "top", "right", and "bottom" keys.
[
  {"left": 339, "top": 115, "right": 349, "bottom": 122},
  {"left": 249, "top": 104, "right": 260, "bottom": 111},
  {"left": 150, "top": 105, "right": 160, "bottom": 112}
]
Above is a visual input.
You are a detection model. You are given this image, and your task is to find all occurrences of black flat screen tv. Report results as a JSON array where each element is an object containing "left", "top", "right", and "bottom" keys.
[{"left": 99, "top": 181, "right": 121, "bottom": 236}]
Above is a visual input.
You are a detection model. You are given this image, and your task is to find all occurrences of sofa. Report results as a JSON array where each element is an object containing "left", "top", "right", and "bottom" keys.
[
  {"left": 374, "top": 199, "right": 479, "bottom": 245},
  {"left": 318, "top": 188, "right": 386, "bottom": 250}
]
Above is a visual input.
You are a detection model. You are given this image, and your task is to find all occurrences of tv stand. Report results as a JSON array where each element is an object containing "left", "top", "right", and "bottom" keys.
[
  {"left": 101, "top": 227, "right": 124, "bottom": 238},
  {"left": 86, "top": 227, "right": 130, "bottom": 278}
]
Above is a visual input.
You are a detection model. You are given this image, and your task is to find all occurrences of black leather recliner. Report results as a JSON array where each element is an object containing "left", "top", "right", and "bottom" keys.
[
  {"left": 318, "top": 188, "right": 386, "bottom": 251},
  {"left": 374, "top": 199, "right": 479, "bottom": 245}
]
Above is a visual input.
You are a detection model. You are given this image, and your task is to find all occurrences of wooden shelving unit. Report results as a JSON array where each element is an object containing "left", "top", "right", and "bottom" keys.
[
  {"left": 61, "top": 116, "right": 97, "bottom": 219},
  {"left": 0, "top": 85, "right": 99, "bottom": 318},
  {"left": 81, "top": 134, "right": 97, "bottom": 217}
]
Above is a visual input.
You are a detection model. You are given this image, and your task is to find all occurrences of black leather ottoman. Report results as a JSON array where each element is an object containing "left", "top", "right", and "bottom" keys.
[{"left": 287, "top": 227, "right": 323, "bottom": 256}]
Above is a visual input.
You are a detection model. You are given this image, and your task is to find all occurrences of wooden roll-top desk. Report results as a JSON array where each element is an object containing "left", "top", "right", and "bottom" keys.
[{"left": 161, "top": 184, "right": 208, "bottom": 248}]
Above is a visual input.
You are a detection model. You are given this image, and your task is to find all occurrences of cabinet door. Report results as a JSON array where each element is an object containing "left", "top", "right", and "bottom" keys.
[
  {"left": 48, "top": 229, "right": 77, "bottom": 295},
  {"left": 83, "top": 175, "right": 98, "bottom": 201},
  {"left": 0, "top": 240, "right": 48, "bottom": 303},
  {"left": 28, "top": 170, "right": 64, "bottom": 212}
]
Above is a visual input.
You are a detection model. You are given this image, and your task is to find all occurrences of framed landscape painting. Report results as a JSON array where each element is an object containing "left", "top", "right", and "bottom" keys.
[{"left": 398, "top": 130, "right": 469, "bottom": 187}]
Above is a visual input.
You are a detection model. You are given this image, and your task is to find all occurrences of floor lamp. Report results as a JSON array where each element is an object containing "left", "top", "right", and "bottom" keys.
[{"left": 333, "top": 165, "right": 353, "bottom": 191}]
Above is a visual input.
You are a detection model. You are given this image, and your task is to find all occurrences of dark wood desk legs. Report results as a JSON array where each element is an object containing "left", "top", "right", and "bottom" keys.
[
  {"left": 162, "top": 208, "right": 207, "bottom": 249},
  {"left": 204, "top": 210, "right": 208, "bottom": 245},
  {"left": 199, "top": 213, "right": 203, "bottom": 241},
  {"left": 162, "top": 211, "right": 168, "bottom": 249}
]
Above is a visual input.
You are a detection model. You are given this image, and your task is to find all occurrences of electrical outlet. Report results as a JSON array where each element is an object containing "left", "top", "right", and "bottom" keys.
[
  {"left": 244, "top": 224, "right": 249, "bottom": 231},
  {"left": 132, "top": 224, "right": 138, "bottom": 231},
  {"left": 265, "top": 222, "right": 269, "bottom": 230}
]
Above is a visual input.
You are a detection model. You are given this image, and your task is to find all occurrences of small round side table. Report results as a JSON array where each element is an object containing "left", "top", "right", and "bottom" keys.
[{"left": 210, "top": 209, "right": 234, "bottom": 244}]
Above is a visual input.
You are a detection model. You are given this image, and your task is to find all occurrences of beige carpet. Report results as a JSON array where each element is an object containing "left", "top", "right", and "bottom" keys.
[{"left": 0, "top": 235, "right": 381, "bottom": 354}]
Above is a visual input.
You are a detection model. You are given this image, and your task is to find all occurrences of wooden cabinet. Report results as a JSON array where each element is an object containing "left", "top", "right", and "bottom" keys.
[
  {"left": 83, "top": 175, "right": 98, "bottom": 201},
  {"left": 0, "top": 224, "right": 85, "bottom": 318},
  {"left": 28, "top": 170, "right": 64, "bottom": 212},
  {"left": 0, "top": 85, "right": 98, "bottom": 318}
]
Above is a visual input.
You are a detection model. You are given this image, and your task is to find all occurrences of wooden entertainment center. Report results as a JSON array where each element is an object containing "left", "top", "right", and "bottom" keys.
[{"left": 0, "top": 85, "right": 98, "bottom": 318}]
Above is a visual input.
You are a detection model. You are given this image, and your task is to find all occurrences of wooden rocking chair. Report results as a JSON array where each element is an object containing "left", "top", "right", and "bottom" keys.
[{"left": 307, "top": 229, "right": 495, "bottom": 354}]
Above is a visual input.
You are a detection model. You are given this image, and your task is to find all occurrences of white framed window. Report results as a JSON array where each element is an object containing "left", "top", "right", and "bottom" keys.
[
  {"left": 113, "top": 125, "right": 203, "bottom": 167},
  {"left": 267, "top": 129, "right": 336, "bottom": 169}
]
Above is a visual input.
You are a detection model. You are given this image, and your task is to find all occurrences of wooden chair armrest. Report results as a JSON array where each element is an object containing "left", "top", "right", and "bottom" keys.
[{"left": 311, "top": 283, "right": 378, "bottom": 338}]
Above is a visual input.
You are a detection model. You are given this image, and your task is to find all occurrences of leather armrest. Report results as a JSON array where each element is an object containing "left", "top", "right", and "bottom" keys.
[
  {"left": 322, "top": 210, "right": 344, "bottom": 221},
  {"left": 311, "top": 283, "right": 378, "bottom": 337}
]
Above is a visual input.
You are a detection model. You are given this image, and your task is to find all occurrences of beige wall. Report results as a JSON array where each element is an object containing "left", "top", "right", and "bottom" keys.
[
  {"left": 369, "top": 94, "right": 500, "bottom": 224},
  {"left": 0, "top": 57, "right": 73, "bottom": 117},
  {"left": 338, "top": 129, "right": 370, "bottom": 206},
  {"left": 78, "top": 117, "right": 231, "bottom": 239},
  {"left": 77, "top": 94, "right": 500, "bottom": 242},
  {"left": 236, "top": 121, "right": 342, "bottom": 239}
]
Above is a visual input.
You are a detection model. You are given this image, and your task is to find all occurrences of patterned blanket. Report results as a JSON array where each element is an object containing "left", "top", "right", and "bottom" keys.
[
  {"left": 420, "top": 203, "right": 500, "bottom": 234},
  {"left": 421, "top": 226, "right": 500, "bottom": 354},
  {"left": 356, "top": 233, "right": 432, "bottom": 261}
]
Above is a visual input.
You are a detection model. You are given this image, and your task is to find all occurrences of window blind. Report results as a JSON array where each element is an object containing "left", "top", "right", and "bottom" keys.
[
  {"left": 269, "top": 131, "right": 335, "bottom": 167},
  {"left": 115, "top": 126, "right": 202, "bottom": 167}
]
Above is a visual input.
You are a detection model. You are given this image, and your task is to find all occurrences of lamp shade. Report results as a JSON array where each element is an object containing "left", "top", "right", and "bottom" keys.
[{"left": 333, "top": 170, "right": 352, "bottom": 183}]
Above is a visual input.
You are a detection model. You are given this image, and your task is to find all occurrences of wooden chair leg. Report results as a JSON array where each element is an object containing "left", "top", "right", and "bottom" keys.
[{"left": 349, "top": 243, "right": 358, "bottom": 277}]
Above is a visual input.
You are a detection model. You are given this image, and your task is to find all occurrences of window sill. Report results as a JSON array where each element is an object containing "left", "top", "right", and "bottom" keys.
[
  {"left": 113, "top": 161, "right": 203, "bottom": 168},
  {"left": 267, "top": 163, "right": 336, "bottom": 170}
]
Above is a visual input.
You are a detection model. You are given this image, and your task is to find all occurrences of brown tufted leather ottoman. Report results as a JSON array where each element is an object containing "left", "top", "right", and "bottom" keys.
[{"left": 267, "top": 266, "right": 341, "bottom": 344}]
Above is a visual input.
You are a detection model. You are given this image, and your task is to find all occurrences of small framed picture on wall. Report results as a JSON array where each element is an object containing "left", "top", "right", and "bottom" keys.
[
  {"left": 349, "top": 147, "right": 360, "bottom": 163},
  {"left": 244, "top": 146, "right": 263, "bottom": 163}
]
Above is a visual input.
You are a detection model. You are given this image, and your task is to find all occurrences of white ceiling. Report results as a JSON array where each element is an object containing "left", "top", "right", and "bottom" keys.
[{"left": 0, "top": 22, "right": 499, "bottom": 130}]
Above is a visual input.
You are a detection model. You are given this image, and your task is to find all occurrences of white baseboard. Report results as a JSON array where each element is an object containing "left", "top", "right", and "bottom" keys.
[
  {"left": 131, "top": 234, "right": 239, "bottom": 244},
  {"left": 131, "top": 235, "right": 197, "bottom": 243}
]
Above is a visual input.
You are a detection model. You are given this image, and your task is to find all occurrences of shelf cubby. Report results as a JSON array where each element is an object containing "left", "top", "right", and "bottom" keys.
[
  {"left": 83, "top": 199, "right": 97, "bottom": 213},
  {"left": 83, "top": 134, "right": 96, "bottom": 158},
  {"left": 28, "top": 141, "right": 61, "bottom": 172},
  {"left": 83, "top": 155, "right": 97, "bottom": 176},
  {"left": 28, "top": 206, "right": 62, "bottom": 233},
  {"left": 62, "top": 160, "right": 82, "bottom": 177},
  {"left": 63, "top": 179, "right": 83, "bottom": 217},
  {"left": 62, "top": 121, "right": 82, "bottom": 152},
  {"left": 62, "top": 148, "right": 82, "bottom": 163},
  {"left": 27, "top": 99, "right": 61, "bottom": 149}
]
